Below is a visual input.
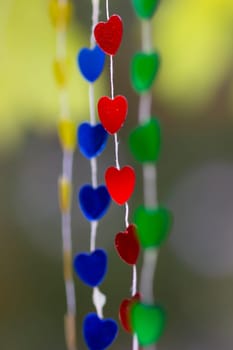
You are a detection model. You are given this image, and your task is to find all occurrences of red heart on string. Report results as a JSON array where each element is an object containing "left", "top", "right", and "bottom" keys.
[
  {"left": 98, "top": 95, "right": 128, "bottom": 134},
  {"left": 94, "top": 15, "right": 123, "bottom": 56},
  {"left": 119, "top": 293, "right": 141, "bottom": 333},
  {"left": 115, "top": 224, "right": 140, "bottom": 265},
  {"left": 105, "top": 166, "right": 136, "bottom": 205}
]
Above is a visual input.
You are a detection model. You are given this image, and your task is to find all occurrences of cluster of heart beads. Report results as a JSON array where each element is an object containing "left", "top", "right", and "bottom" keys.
[
  {"left": 74, "top": 13, "right": 122, "bottom": 350},
  {"left": 117, "top": 0, "right": 173, "bottom": 347}
]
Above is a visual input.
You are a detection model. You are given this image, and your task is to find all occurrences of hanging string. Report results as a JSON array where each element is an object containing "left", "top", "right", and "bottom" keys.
[
  {"left": 50, "top": 1, "right": 77, "bottom": 349},
  {"left": 89, "top": 0, "right": 106, "bottom": 320}
]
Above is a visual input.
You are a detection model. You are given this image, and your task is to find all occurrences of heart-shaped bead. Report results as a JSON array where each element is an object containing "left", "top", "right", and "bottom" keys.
[
  {"left": 130, "top": 302, "right": 166, "bottom": 345},
  {"left": 58, "top": 119, "right": 76, "bottom": 151},
  {"left": 78, "top": 122, "right": 108, "bottom": 159},
  {"left": 129, "top": 118, "right": 161, "bottom": 163},
  {"left": 94, "top": 15, "right": 123, "bottom": 56},
  {"left": 77, "top": 45, "right": 106, "bottom": 83},
  {"left": 79, "top": 185, "right": 111, "bottom": 221},
  {"left": 132, "top": 0, "right": 160, "bottom": 19},
  {"left": 83, "top": 313, "right": 118, "bottom": 350},
  {"left": 98, "top": 95, "right": 128, "bottom": 134},
  {"left": 73, "top": 249, "right": 107, "bottom": 287},
  {"left": 105, "top": 166, "right": 136, "bottom": 205},
  {"left": 134, "top": 206, "right": 172, "bottom": 248},
  {"left": 131, "top": 52, "right": 160, "bottom": 93},
  {"left": 119, "top": 293, "right": 140, "bottom": 333},
  {"left": 115, "top": 224, "right": 140, "bottom": 265}
]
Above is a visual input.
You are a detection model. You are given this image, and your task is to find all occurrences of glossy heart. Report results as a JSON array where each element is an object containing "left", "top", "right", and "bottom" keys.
[
  {"left": 115, "top": 224, "right": 140, "bottom": 265},
  {"left": 134, "top": 206, "right": 173, "bottom": 248},
  {"left": 131, "top": 52, "right": 160, "bottom": 93},
  {"left": 105, "top": 166, "right": 136, "bottom": 205},
  {"left": 119, "top": 293, "right": 140, "bottom": 333},
  {"left": 79, "top": 185, "right": 111, "bottom": 221},
  {"left": 94, "top": 15, "right": 123, "bottom": 56},
  {"left": 98, "top": 95, "right": 128, "bottom": 134},
  {"left": 78, "top": 122, "right": 108, "bottom": 159},
  {"left": 73, "top": 249, "right": 107, "bottom": 287},
  {"left": 130, "top": 302, "right": 166, "bottom": 345},
  {"left": 77, "top": 45, "right": 106, "bottom": 83},
  {"left": 132, "top": 0, "right": 160, "bottom": 19},
  {"left": 83, "top": 313, "right": 118, "bottom": 350},
  {"left": 129, "top": 118, "right": 161, "bottom": 163}
]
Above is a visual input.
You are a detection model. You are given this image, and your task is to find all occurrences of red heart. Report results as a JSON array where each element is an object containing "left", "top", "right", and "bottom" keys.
[
  {"left": 115, "top": 224, "right": 140, "bottom": 265},
  {"left": 105, "top": 166, "right": 136, "bottom": 205},
  {"left": 98, "top": 95, "right": 128, "bottom": 134},
  {"left": 119, "top": 293, "right": 140, "bottom": 333},
  {"left": 94, "top": 15, "right": 123, "bottom": 56}
]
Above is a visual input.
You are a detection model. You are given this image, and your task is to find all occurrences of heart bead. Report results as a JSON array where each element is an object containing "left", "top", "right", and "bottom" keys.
[
  {"left": 115, "top": 224, "right": 140, "bottom": 265},
  {"left": 77, "top": 45, "right": 106, "bottom": 83},
  {"left": 79, "top": 185, "right": 111, "bottom": 221},
  {"left": 83, "top": 313, "right": 118, "bottom": 350},
  {"left": 130, "top": 302, "right": 166, "bottom": 345},
  {"left": 131, "top": 52, "right": 160, "bottom": 93},
  {"left": 94, "top": 15, "right": 123, "bottom": 56},
  {"left": 105, "top": 166, "right": 136, "bottom": 205},
  {"left": 98, "top": 95, "right": 128, "bottom": 134},
  {"left": 134, "top": 206, "right": 173, "bottom": 248},
  {"left": 132, "top": 0, "right": 160, "bottom": 19},
  {"left": 78, "top": 122, "right": 108, "bottom": 159},
  {"left": 129, "top": 118, "right": 161, "bottom": 163},
  {"left": 73, "top": 249, "right": 107, "bottom": 287},
  {"left": 119, "top": 293, "right": 140, "bottom": 332}
]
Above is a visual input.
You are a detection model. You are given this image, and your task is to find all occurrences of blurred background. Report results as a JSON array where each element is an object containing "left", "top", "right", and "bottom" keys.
[{"left": 1, "top": 0, "right": 233, "bottom": 349}]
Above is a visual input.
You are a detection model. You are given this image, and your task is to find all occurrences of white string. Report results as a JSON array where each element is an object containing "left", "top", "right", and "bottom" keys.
[
  {"left": 140, "top": 249, "right": 158, "bottom": 303},
  {"left": 91, "top": 0, "right": 100, "bottom": 47},
  {"left": 125, "top": 202, "right": 129, "bottom": 227},
  {"left": 90, "top": 221, "right": 98, "bottom": 252},
  {"left": 132, "top": 265, "right": 139, "bottom": 350},
  {"left": 138, "top": 93, "right": 152, "bottom": 124},
  {"left": 106, "top": 0, "right": 110, "bottom": 20},
  {"left": 89, "top": 84, "right": 96, "bottom": 125},
  {"left": 60, "top": 90, "right": 70, "bottom": 119},
  {"left": 138, "top": 10, "right": 159, "bottom": 350},
  {"left": 114, "top": 134, "right": 120, "bottom": 170},
  {"left": 143, "top": 165, "right": 158, "bottom": 207},
  {"left": 110, "top": 55, "right": 114, "bottom": 99},
  {"left": 88, "top": 0, "right": 106, "bottom": 319},
  {"left": 141, "top": 20, "right": 152, "bottom": 53}
]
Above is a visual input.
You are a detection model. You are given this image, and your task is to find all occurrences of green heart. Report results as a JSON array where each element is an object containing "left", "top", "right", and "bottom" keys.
[
  {"left": 131, "top": 52, "right": 160, "bottom": 93},
  {"left": 129, "top": 118, "right": 161, "bottom": 163},
  {"left": 132, "top": 0, "right": 160, "bottom": 19},
  {"left": 131, "top": 302, "right": 166, "bottom": 345},
  {"left": 134, "top": 206, "right": 172, "bottom": 248}
]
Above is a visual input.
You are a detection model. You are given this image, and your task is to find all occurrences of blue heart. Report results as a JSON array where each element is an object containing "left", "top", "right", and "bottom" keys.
[
  {"left": 78, "top": 122, "right": 108, "bottom": 159},
  {"left": 79, "top": 185, "right": 111, "bottom": 221},
  {"left": 78, "top": 45, "right": 106, "bottom": 83},
  {"left": 83, "top": 313, "right": 118, "bottom": 350},
  {"left": 73, "top": 249, "right": 107, "bottom": 287}
]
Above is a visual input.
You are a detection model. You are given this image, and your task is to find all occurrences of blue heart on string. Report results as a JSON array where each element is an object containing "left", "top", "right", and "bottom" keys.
[
  {"left": 78, "top": 45, "right": 106, "bottom": 83},
  {"left": 79, "top": 185, "right": 111, "bottom": 221},
  {"left": 83, "top": 313, "right": 118, "bottom": 350},
  {"left": 78, "top": 122, "right": 108, "bottom": 159},
  {"left": 73, "top": 249, "right": 107, "bottom": 287}
]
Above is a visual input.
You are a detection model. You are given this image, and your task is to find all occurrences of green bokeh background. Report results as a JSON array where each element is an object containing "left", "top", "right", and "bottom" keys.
[{"left": 1, "top": 0, "right": 233, "bottom": 349}]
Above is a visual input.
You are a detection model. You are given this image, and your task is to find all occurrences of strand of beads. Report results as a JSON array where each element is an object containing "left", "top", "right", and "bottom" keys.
[
  {"left": 128, "top": 0, "right": 173, "bottom": 348},
  {"left": 93, "top": 2, "right": 140, "bottom": 350},
  {"left": 74, "top": 1, "right": 118, "bottom": 350},
  {"left": 49, "top": 1, "right": 77, "bottom": 350}
]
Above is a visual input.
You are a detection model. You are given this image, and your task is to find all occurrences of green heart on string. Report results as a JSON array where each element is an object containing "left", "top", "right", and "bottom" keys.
[
  {"left": 129, "top": 118, "right": 161, "bottom": 163},
  {"left": 130, "top": 302, "right": 166, "bottom": 345},
  {"left": 132, "top": 0, "right": 160, "bottom": 19},
  {"left": 131, "top": 52, "right": 160, "bottom": 93},
  {"left": 134, "top": 206, "right": 172, "bottom": 248}
]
